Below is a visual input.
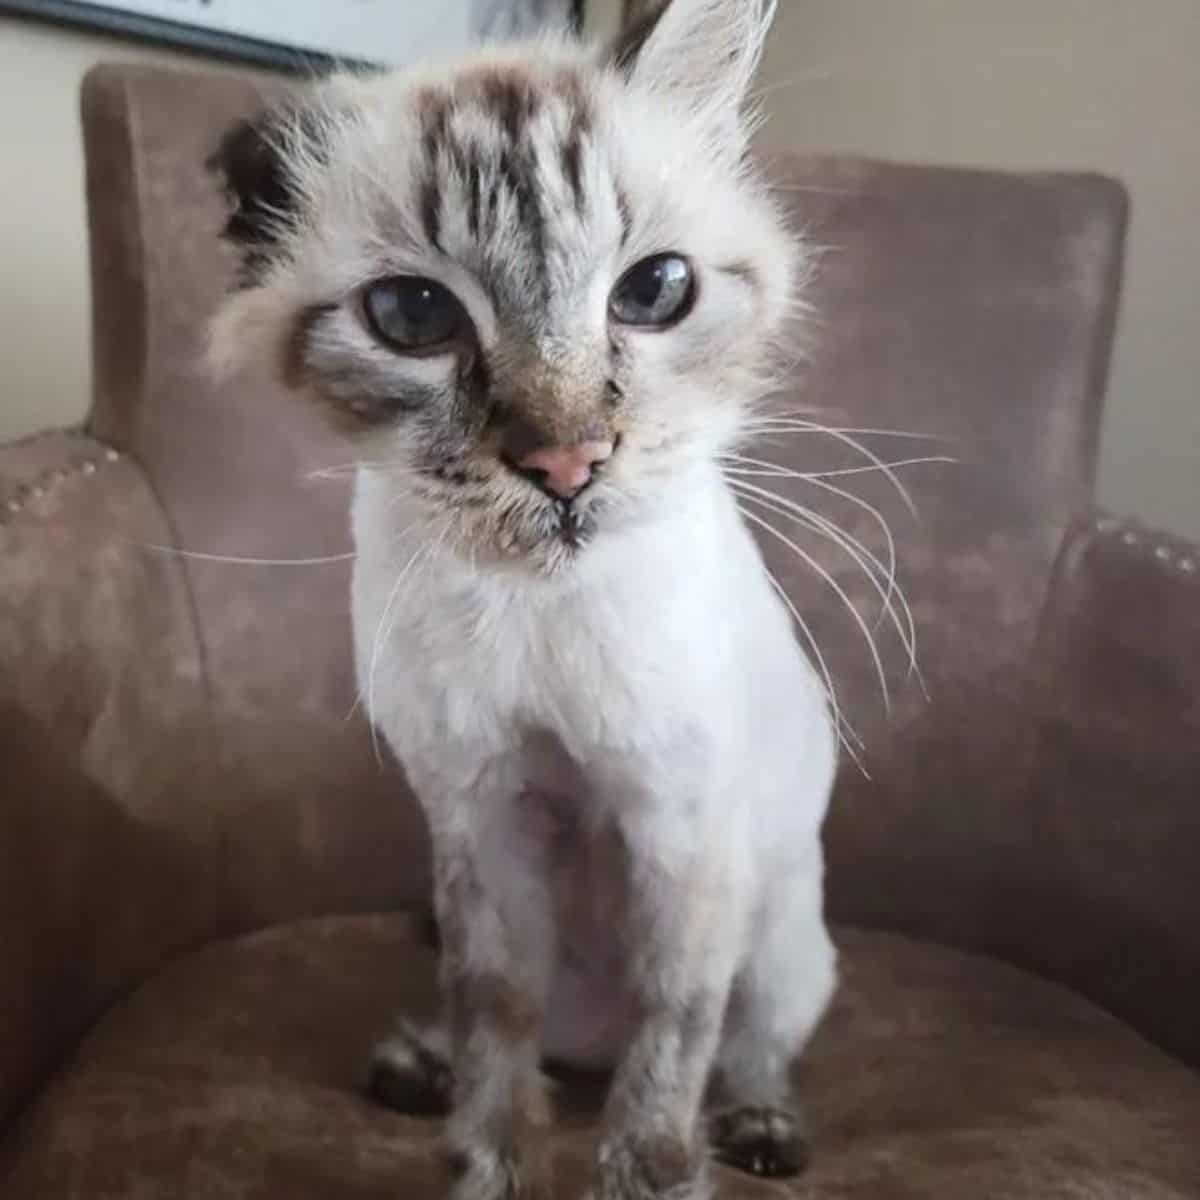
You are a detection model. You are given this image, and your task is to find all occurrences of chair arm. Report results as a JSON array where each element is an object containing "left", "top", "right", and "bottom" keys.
[
  {"left": 1016, "top": 509, "right": 1200, "bottom": 1066},
  {"left": 0, "top": 430, "right": 219, "bottom": 1127}
]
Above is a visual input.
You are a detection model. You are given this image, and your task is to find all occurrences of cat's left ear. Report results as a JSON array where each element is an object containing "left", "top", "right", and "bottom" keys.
[
  {"left": 607, "top": 0, "right": 776, "bottom": 149},
  {"left": 207, "top": 105, "right": 326, "bottom": 287},
  {"left": 206, "top": 106, "right": 324, "bottom": 381}
]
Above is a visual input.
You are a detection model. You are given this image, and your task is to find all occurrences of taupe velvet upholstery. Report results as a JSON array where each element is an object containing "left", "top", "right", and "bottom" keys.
[
  {"left": 1, "top": 61, "right": 1197, "bottom": 1196},
  {"left": 5, "top": 917, "right": 1200, "bottom": 1199}
]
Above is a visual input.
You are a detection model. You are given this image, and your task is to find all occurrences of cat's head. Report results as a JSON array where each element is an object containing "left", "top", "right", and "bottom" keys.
[{"left": 209, "top": 0, "right": 799, "bottom": 574}]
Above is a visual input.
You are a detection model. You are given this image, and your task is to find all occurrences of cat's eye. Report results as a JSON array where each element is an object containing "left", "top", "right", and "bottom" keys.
[
  {"left": 609, "top": 253, "right": 696, "bottom": 328},
  {"left": 363, "top": 276, "right": 468, "bottom": 353}
]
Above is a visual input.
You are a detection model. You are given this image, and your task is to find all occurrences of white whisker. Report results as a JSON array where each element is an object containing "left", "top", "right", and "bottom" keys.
[
  {"left": 305, "top": 459, "right": 420, "bottom": 481},
  {"left": 720, "top": 465, "right": 797, "bottom": 477},
  {"left": 135, "top": 542, "right": 356, "bottom": 567},
  {"left": 737, "top": 502, "right": 892, "bottom": 716},
  {"left": 723, "top": 451, "right": 925, "bottom": 648},
  {"left": 754, "top": 418, "right": 921, "bottom": 514},
  {"left": 365, "top": 527, "right": 446, "bottom": 768},
  {"left": 728, "top": 438, "right": 937, "bottom": 697},
  {"left": 729, "top": 477, "right": 920, "bottom": 683},
  {"left": 721, "top": 454, "right": 956, "bottom": 480},
  {"left": 767, "top": 182, "right": 867, "bottom": 197},
  {"left": 722, "top": 452, "right": 902, "bottom": 635},
  {"left": 752, "top": 540, "right": 868, "bottom": 775},
  {"left": 745, "top": 416, "right": 952, "bottom": 443},
  {"left": 796, "top": 471, "right": 923, "bottom": 680},
  {"left": 747, "top": 65, "right": 841, "bottom": 99}
]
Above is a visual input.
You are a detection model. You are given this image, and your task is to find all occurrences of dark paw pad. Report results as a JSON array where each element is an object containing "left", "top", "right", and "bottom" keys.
[
  {"left": 365, "top": 1025, "right": 452, "bottom": 1117},
  {"left": 709, "top": 1105, "right": 809, "bottom": 1179}
]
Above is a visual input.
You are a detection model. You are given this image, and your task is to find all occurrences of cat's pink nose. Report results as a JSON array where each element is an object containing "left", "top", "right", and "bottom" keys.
[{"left": 515, "top": 440, "right": 614, "bottom": 499}]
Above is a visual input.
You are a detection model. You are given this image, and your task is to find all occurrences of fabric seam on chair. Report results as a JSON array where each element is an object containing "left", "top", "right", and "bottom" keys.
[{"left": 0, "top": 431, "right": 122, "bottom": 522}]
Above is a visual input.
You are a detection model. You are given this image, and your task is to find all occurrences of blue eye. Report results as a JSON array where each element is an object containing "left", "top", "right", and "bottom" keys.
[
  {"left": 364, "top": 276, "right": 469, "bottom": 352},
  {"left": 609, "top": 253, "right": 696, "bottom": 328}
]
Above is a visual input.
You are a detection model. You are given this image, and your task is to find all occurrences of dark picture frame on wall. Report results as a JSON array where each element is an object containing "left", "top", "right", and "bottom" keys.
[{"left": 0, "top": 0, "right": 586, "bottom": 72}]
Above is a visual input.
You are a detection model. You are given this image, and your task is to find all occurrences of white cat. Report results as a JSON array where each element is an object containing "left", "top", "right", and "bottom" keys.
[{"left": 209, "top": 2, "right": 836, "bottom": 1196}]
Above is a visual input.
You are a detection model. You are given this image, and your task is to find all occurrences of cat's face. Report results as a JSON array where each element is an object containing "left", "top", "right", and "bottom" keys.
[{"left": 210, "top": 0, "right": 797, "bottom": 574}]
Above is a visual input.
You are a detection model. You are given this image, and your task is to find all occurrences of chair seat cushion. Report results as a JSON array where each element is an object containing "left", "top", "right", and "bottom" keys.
[{"left": 2, "top": 915, "right": 1198, "bottom": 1198}]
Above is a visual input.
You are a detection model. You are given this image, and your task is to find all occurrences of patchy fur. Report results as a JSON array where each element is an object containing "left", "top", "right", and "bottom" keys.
[{"left": 209, "top": 2, "right": 836, "bottom": 1197}]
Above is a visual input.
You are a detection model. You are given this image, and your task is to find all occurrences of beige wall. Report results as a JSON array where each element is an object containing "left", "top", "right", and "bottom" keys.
[
  {"left": 3, "top": 5, "right": 1198, "bottom": 535},
  {"left": 758, "top": 1, "right": 1200, "bottom": 536},
  {"left": 0, "top": 16, "right": 260, "bottom": 440}
]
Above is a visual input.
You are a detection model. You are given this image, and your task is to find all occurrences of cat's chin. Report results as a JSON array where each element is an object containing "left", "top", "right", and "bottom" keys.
[
  {"left": 470, "top": 525, "right": 595, "bottom": 580},
  {"left": 440, "top": 493, "right": 610, "bottom": 578}
]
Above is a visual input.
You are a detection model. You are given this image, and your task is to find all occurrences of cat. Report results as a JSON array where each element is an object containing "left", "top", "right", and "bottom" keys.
[{"left": 208, "top": 1, "right": 837, "bottom": 1196}]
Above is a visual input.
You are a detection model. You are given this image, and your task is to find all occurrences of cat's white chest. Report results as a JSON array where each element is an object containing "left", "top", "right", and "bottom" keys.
[
  {"left": 350, "top": 462, "right": 834, "bottom": 853},
  {"left": 352, "top": 468, "right": 742, "bottom": 765}
]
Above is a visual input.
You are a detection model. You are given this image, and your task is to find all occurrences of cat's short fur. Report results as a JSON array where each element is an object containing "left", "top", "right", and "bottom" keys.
[{"left": 209, "top": 2, "right": 836, "bottom": 1196}]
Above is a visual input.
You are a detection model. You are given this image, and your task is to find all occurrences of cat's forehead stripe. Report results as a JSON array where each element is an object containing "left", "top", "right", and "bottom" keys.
[
  {"left": 414, "top": 65, "right": 597, "bottom": 294},
  {"left": 415, "top": 85, "right": 451, "bottom": 252},
  {"left": 555, "top": 70, "right": 592, "bottom": 216},
  {"left": 474, "top": 68, "right": 542, "bottom": 144}
]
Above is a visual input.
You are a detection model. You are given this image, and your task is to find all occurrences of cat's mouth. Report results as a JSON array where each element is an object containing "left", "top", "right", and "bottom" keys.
[
  {"left": 409, "top": 456, "right": 608, "bottom": 571},
  {"left": 507, "top": 475, "right": 597, "bottom": 551},
  {"left": 552, "top": 498, "right": 590, "bottom": 550},
  {"left": 517, "top": 489, "right": 606, "bottom": 570},
  {"left": 497, "top": 440, "right": 618, "bottom": 559}
]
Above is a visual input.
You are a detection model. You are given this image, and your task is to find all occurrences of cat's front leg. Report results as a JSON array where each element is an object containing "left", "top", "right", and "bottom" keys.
[
  {"left": 593, "top": 775, "right": 747, "bottom": 1200},
  {"left": 710, "top": 843, "right": 835, "bottom": 1179},
  {"left": 412, "top": 758, "right": 556, "bottom": 1200}
]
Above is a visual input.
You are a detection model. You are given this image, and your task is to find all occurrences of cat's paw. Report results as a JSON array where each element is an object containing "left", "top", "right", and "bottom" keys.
[
  {"left": 448, "top": 1143, "right": 554, "bottom": 1200},
  {"left": 708, "top": 1105, "right": 809, "bottom": 1179},
  {"left": 593, "top": 1133, "right": 710, "bottom": 1200},
  {"left": 364, "top": 1020, "right": 452, "bottom": 1117},
  {"left": 448, "top": 1144, "right": 519, "bottom": 1200}
]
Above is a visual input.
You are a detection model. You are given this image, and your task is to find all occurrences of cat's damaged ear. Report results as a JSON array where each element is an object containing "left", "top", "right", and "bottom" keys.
[
  {"left": 206, "top": 106, "right": 323, "bottom": 381},
  {"left": 608, "top": 0, "right": 776, "bottom": 150},
  {"left": 207, "top": 107, "right": 316, "bottom": 286}
]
